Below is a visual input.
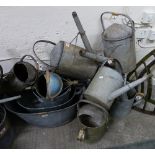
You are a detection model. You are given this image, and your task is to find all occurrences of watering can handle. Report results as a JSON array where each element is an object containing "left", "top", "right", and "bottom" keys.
[
  {"left": 20, "top": 55, "right": 39, "bottom": 85},
  {"left": 33, "top": 40, "right": 57, "bottom": 71},
  {"left": 100, "top": 11, "right": 135, "bottom": 34}
]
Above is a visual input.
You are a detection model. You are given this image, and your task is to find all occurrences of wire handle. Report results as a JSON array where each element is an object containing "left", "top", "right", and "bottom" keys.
[
  {"left": 33, "top": 40, "right": 56, "bottom": 71},
  {"left": 20, "top": 55, "right": 39, "bottom": 85},
  {"left": 100, "top": 11, "right": 135, "bottom": 35}
]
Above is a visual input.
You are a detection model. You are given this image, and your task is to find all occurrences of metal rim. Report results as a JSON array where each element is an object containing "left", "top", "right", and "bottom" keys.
[
  {"left": 5, "top": 87, "right": 78, "bottom": 116},
  {"left": 17, "top": 87, "right": 72, "bottom": 112},
  {"left": 77, "top": 99, "right": 109, "bottom": 129}
]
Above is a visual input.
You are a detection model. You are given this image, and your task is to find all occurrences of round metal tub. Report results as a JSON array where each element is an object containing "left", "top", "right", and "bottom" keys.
[
  {"left": 5, "top": 88, "right": 79, "bottom": 128},
  {"left": 17, "top": 86, "right": 71, "bottom": 113}
]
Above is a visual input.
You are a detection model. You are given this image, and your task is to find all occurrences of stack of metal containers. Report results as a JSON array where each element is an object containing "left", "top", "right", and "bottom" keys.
[{"left": 0, "top": 11, "right": 153, "bottom": 148}]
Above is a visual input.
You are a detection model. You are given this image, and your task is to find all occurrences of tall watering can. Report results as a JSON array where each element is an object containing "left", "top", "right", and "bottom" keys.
[
  {"left": 84, "top": 65, "right": 152, "bottom": 110},
  {"left": 3, "top": 55, "right": 39, "bottom": 94},
  {"left": 101, "top": 12, "right": 136, "bottom": 73}
]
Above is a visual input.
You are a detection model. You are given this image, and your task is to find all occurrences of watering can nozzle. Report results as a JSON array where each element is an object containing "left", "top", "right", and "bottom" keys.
[
  {"left": 109, "top": 74, "right": 152, "bottom": 102},
  {"left": 72, "top": 11, "right": 77, "bottom": 17}
]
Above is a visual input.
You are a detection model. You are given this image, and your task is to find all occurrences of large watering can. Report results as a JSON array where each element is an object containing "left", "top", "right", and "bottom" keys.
[
  {"left": 84, "top": 65, "right": 152, "bottom": 110},
  {"left": 100, "top": 12, "right": 136, "bottom": 73}
]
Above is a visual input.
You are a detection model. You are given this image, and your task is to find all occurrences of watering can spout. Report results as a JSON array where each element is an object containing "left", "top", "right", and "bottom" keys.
[
  {"left": 108, "top": 74, "right": 152, "bottom": 101},
  {"left": 72, "top": 11, "right": 93, "bottom": 53},
  {"left": 80, "top": 50, "right": 108, "bottom": 63}
]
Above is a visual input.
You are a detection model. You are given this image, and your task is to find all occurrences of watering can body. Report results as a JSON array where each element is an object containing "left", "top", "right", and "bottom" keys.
[
  {"left": 84, "top": 66, "right": 124, "bottom": 110},
  {"left": 50, "top": 41, "right": 98, "bottom": 80},
  {"left": 101, "top": 12, "right": 136, "bottom": 73}
]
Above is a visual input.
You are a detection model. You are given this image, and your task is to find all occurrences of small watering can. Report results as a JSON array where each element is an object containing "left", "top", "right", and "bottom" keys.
[{"left": 3, "top": 55, "right": 39, "bottom": 94}]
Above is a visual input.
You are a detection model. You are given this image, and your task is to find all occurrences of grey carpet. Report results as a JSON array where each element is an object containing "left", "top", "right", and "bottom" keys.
[{"left": 9, "top": 110, "right": 155, "bottom": 149}]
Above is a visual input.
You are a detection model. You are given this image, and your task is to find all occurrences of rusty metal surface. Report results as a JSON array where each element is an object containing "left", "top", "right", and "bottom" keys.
[
  {"left": 127, "top": 49, "right": 155, "bottom": 115},
  {"left": 56, "top": 42, "right": 98, "bottom": 80},
  {"left": 77, "top": 99, "right": 109, "bottom": 143}
]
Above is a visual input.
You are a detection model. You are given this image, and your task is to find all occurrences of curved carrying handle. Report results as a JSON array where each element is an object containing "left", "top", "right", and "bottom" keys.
[
  {"left": 33, "top": 40, "right": 56, "bottom": 71},
  {"left": 100, "top": 11, "right": 135, "bottom": 34},
  {"left": 20, "top": 55, "right": 39, "bottom": 70},
  {"left": 20, "top": 55, "right": 39, "bottom": 85}
]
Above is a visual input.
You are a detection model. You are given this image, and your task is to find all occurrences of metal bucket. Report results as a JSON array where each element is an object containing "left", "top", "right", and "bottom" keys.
[
  {"left": 5, "top": 88, "right": 79, "bottom": 128},
  {"left": 3, "top": 55, "right": 38, "bottom": 94},
  {"left": 34, "top": 71, "right": 63, "bottom": 100},
  {"left": 50, "top": 41, "right": 98, "bottom": 80},
  {"left": 101, "top": 12, "right": 136, "bottom": 73},
  {"left": 0, "top": 106, "right": 14, "bottom": 148},
  {"left": 84, "top": 66, "right": 124, "bottom": 110},
  {"left": 77, "top": 100, "right": 109, "bottom": 143}
]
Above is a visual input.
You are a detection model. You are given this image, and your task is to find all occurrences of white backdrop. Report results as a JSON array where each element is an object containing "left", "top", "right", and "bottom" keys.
[{"left": 0, "top": 6, "right": 155, "bottom": 71}]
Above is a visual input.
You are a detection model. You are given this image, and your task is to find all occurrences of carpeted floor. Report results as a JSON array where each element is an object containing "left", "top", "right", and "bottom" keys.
[{"left": 9, "top": 109, "right": 155, "bottom": 149}]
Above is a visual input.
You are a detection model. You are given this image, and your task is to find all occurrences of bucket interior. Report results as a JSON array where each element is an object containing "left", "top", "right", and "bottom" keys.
[
  {"left": 36, "top": 75, "right": 47, "bottom": 97},
  {"left": 79, "top": 114, "right": 101, "bottom": 127},
  {"left": 14, "top": 63, "right": 28, "bottom": 82},
  {"left": 78, "top": 103, "right": 108, "bottom": 128}
]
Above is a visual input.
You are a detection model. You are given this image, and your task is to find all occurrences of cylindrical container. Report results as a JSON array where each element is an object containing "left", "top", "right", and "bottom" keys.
[
  {"left": 84, "top": 66, "right": 124, "bottom": 110},
  {"left": 77, "top": 100, "right": 109, "bottom": 143},
  {"left": 50, "top": 41, "right": 98, "bottom": 80},
  {"left": 17, "top": 86, "right": 71, "bottom": 113},
  {"left": 0, "top": 106, "right": 14, "bottom": 148},
  {"left": 101, "top": 12, "right": 136, "bottom": 73},
  {"left": 3, "top": 55, "right": 38, "bottom": 94}
]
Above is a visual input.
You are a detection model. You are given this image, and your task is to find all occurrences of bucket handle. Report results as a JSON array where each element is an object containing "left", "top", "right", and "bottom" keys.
[
  {"left": 20, "top": 55, "right": 39, "bottom": 85},
  {"left": 100, "top": 12, "right": 135, "bottom": 35}
]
